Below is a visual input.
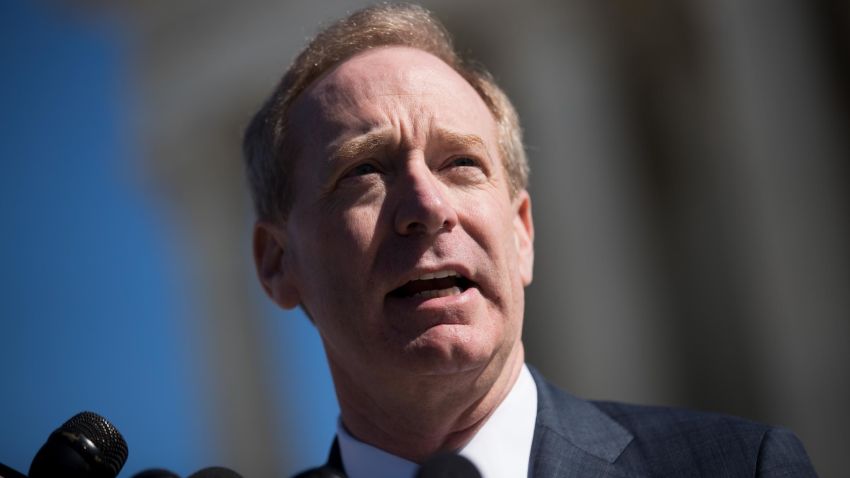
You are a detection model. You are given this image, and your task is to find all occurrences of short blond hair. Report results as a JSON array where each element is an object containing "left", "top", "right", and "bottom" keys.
[{"left": 243, "top": 3, "right": 528, "bottom": 221}]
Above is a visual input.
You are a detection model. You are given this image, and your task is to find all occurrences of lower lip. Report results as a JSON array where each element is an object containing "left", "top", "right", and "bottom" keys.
[{"left": 385, "top": 286, "right": 480, "bottom": 316}]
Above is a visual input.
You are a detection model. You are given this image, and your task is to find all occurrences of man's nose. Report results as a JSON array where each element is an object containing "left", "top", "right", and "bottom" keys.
[{"left": 393, "top": 164, "right": 458, "bottom": 236}]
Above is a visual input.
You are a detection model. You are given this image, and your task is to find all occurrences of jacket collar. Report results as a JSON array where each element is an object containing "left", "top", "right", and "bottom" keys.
[
  {"left": 528, "top": 365, "right": 638, "bottom": 477},
  {"left": 319, "top": 366, "right": 638, "bottom": 478}
]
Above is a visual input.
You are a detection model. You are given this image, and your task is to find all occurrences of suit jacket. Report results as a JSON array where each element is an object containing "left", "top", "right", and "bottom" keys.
[{"left": 295, "top": 366, "right": 818, "bottom": 477}]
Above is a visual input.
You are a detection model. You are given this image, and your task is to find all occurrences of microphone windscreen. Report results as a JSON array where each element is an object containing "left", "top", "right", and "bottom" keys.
[
  {"left": 29, "top": 411, "right": 128, "bottom": 478},
  {"left": 0, "top": 462, "right": 28, "bottom": 478},
  {"left": 291, "top": 466, "right": 346, "bottom": 477},
  {"left": 61, "top": 411, "right": 129, "bottom": 474},
  {"left": 187, "top": 466, "right": 243, "bottom": 478},
  {"left": 132, "top": 469, "right": 181, "bottom": 478},
  {"left": 415, "top": 453, "right": 482, "bottom": 478}
]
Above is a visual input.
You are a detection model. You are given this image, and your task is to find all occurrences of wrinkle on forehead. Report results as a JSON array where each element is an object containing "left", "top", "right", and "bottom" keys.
[{"left": 288, "top": 46, "right": 499, "bottom": 172}]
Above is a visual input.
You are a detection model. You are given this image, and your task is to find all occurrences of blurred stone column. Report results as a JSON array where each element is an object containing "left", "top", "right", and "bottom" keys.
[
  {"left": 694, "top": 0, "right": 850, "bottom": 473},
  {"left": 117, "top": 2, "right": 291, "bottom": 475},
  {"left": 496, "top": 1, "right": 678, "bottom": 404}
]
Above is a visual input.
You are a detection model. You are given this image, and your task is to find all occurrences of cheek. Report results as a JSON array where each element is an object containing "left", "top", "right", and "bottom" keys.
[
  {"left": 294, "top": 204, "right": 383, "bottom": 302},
  {"left": 317, "top": 203, "right": 383, "bottom": 258},
  {"left": 462, "top": 193, "right": 517, "bottom": 260},
  {"left": 461, "top": 193, "right": 526, "bottom": 315}
]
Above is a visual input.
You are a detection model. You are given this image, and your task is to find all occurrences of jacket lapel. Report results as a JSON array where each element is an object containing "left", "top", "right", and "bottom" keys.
[
  {"left": 315, "top": 368, "right": 645, "bottom": 478},
  {"left": 528, "top": 367, "right": 643, "bottom": 478}
]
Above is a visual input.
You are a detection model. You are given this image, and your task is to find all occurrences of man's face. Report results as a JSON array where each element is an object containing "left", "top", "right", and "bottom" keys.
[{"left": 260, "top": 47, "right": 533, "bottom": 382}]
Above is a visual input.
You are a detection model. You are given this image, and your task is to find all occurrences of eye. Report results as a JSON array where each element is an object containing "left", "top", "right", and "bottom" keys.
[
  {"left": 345, "top": 162, "right": 380, "bottom": 178},
  {"left": 448, "top": 156, "right": 478, "bottom": 168}
]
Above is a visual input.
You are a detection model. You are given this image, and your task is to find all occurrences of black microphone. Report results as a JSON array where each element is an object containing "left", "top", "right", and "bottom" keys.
[
  {"left": 0, "top": 461, "right": 28, "bottom": 478},
  {"left": 131, "top": 469, "right": 181, "bottom": 478},
  {"left": 186, "top": 467, "right": 243, "bottom": 477},
  {"left": 415, "top": 453, "right": 482, "bottom": 478},
  {"left": 291, "top": 466, "right": 345, "bottom": 478},
  {"left": 28, "top": 411, "right": 128, "bottom": 478},
  {"left": 131, "top": 466, "right": 245, "bottom": 478}
]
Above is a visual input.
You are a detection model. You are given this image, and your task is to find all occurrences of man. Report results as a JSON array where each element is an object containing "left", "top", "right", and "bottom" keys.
[{"left": 243, "top": 4, "right": 816, "bottom": 477}]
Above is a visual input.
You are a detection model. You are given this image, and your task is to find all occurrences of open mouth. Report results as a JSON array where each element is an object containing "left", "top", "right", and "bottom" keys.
[{"left": 388, "top": 270, "right": 477, "bottom": 299}]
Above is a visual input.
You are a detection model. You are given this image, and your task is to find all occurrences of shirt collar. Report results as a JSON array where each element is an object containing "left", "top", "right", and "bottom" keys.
[
  {"left": 337, "top": 419, "right": 418, "bottom": 478},
  {"left": 336, "top": 364, "right": 538, "bottom": 478}
]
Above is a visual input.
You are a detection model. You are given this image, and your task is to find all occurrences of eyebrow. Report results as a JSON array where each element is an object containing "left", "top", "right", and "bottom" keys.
[
  {"left": 329, "top": 127, "right": 489, "bottom": 164},
  {"left": 330, "top": 130, "right": 395, "bottom": 164},
  {"left": 437, "top": 129, "right": 488, "bottom": 154}
]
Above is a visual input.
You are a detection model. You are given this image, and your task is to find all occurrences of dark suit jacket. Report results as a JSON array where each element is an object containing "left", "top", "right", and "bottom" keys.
[{"left": 295, "top": 366, "right": 818, "bottom": 477}]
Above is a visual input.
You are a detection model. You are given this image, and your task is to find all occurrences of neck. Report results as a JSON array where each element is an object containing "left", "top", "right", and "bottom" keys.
[{"left": 332, "top": 343, "right": 525, "bottom": 463}]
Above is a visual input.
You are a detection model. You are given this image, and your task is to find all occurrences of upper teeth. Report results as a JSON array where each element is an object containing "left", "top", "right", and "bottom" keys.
[{"left": 416, "top": 270, "right": 460, "bottom": 281}]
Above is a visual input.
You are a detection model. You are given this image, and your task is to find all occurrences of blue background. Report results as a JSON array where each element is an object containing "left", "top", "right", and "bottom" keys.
[{"left": 0, "top": 2, "right": 336, "bottom": 475}]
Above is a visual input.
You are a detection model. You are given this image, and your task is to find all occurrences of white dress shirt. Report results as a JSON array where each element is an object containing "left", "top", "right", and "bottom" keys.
[{"left": 337, "top": 364, "right": 538, "bottom": 478}]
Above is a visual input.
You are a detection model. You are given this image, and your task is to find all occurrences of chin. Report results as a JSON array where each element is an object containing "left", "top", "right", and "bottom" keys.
[{"left": 398, "top": 324, "right": 499, "bottom": 376}]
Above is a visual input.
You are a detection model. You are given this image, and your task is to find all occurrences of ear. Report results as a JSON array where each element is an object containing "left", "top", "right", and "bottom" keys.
[
  {"left": 253, "top": 220, "right": 301, "bottom": 309},
  {"left": 512, "top": 190, "right": 534, "bottom": 286}
]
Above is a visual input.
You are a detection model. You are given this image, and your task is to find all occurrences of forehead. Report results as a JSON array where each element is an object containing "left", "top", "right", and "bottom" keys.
[
  {"left": 313, "top": 47, "right": 471, "bottom": 100},
  {"left": 289, "top": 46, "right": 497, "bottom": 148}
]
